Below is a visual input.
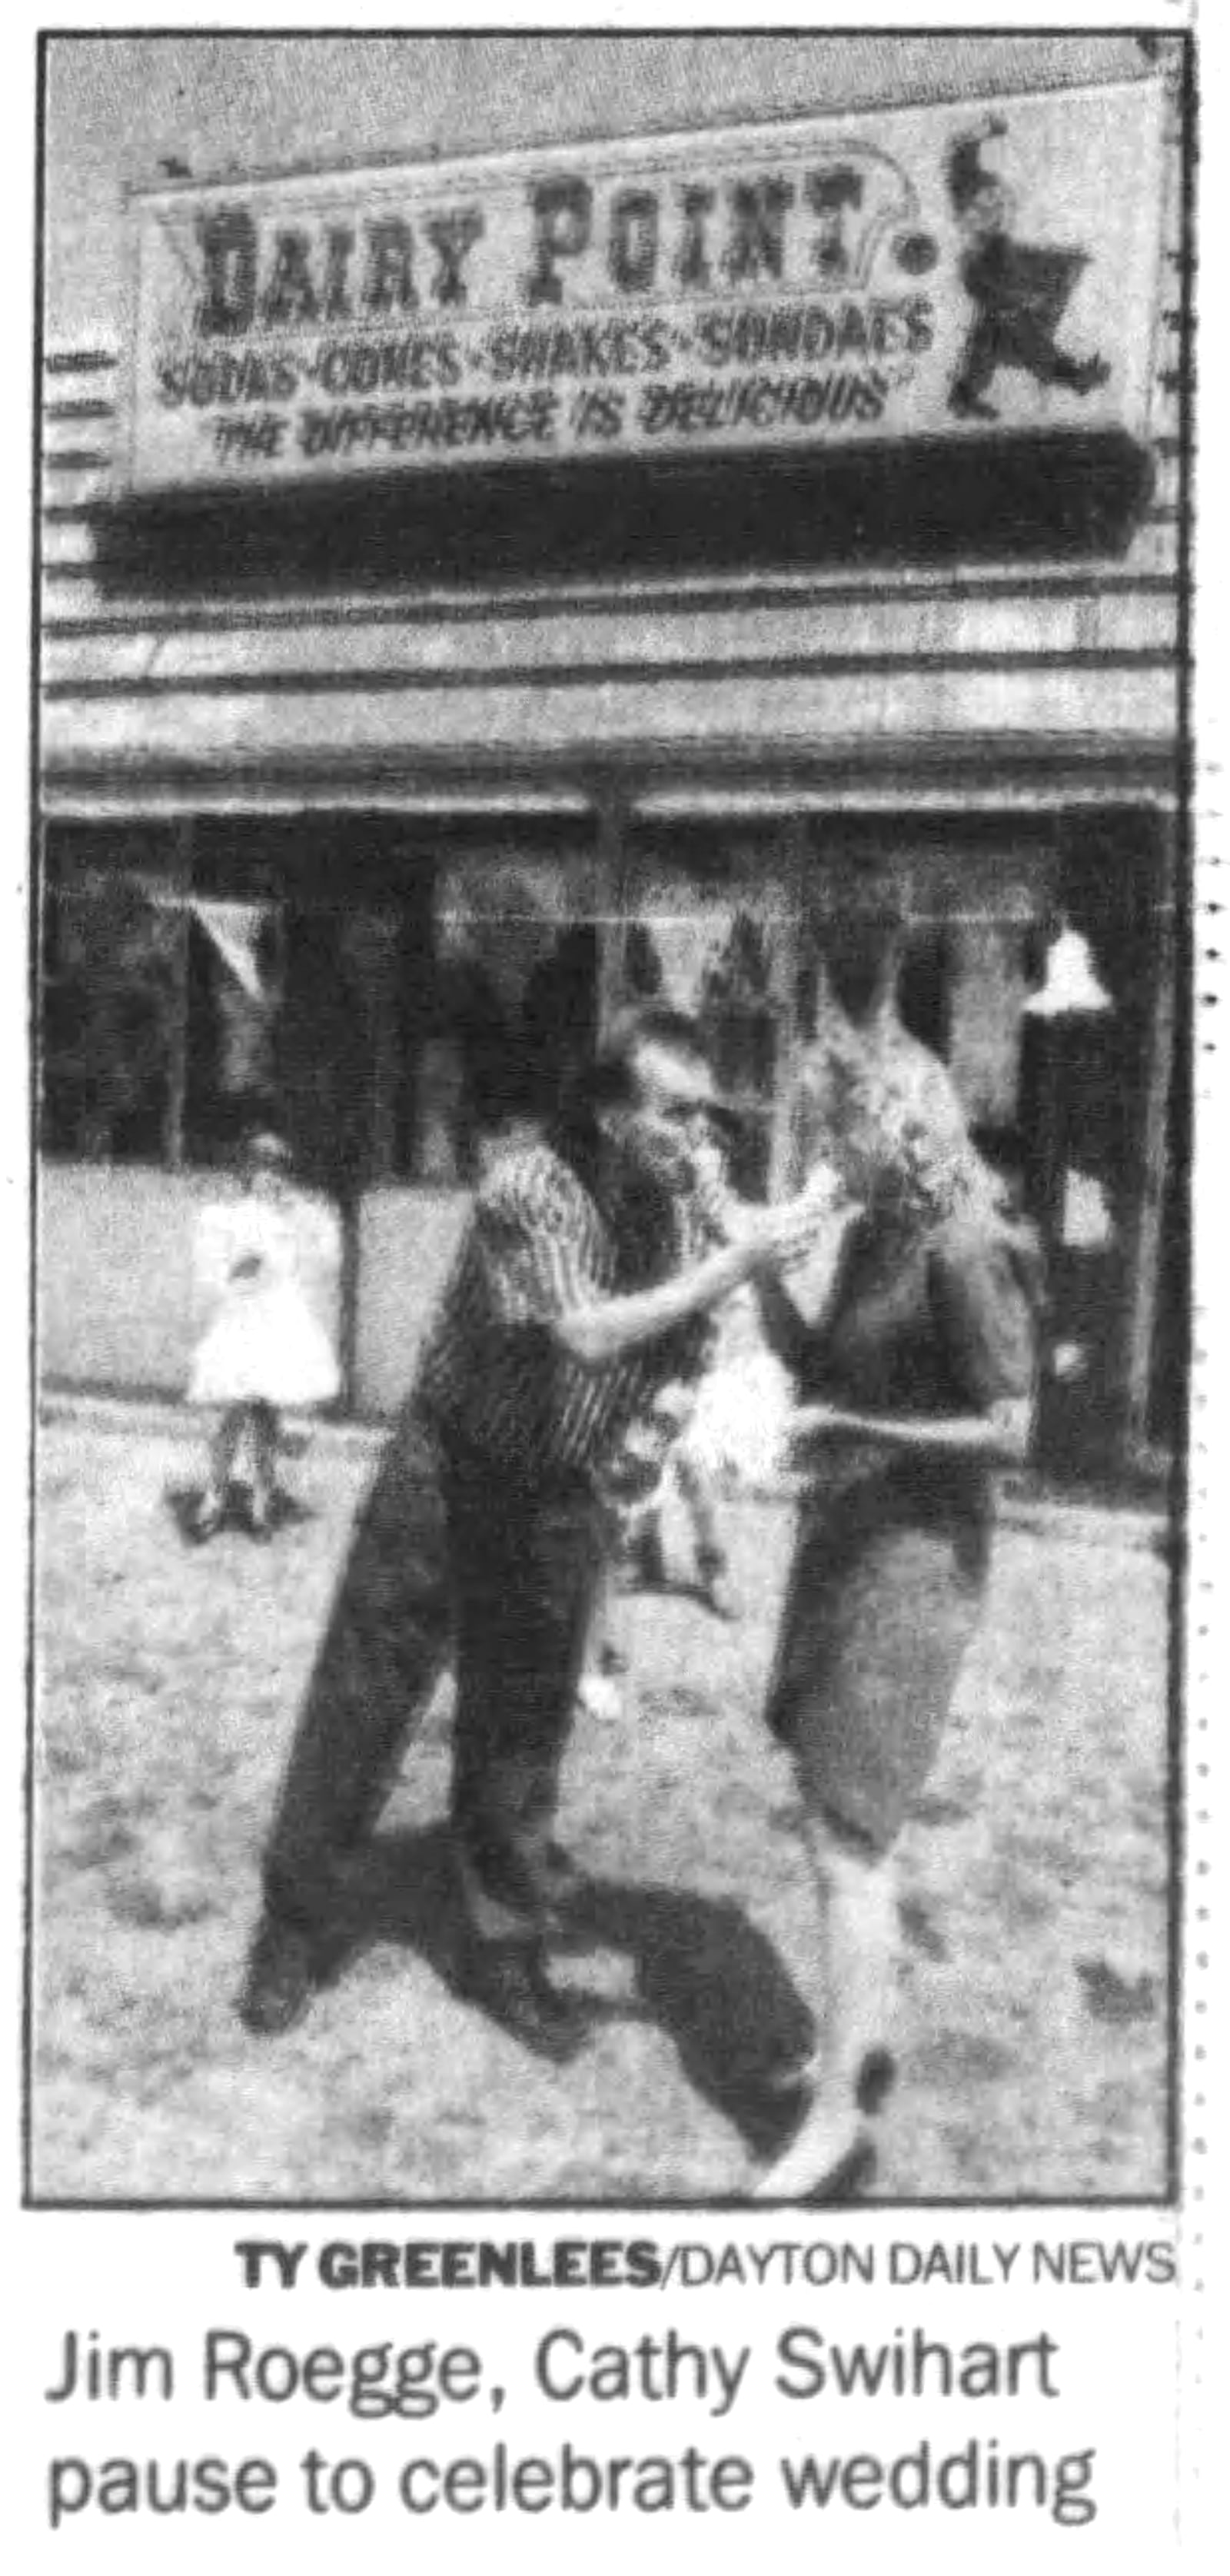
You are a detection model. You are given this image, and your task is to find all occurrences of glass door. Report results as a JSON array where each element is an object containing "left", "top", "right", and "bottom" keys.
[{"left": 616, "top": 819, "right": 801, "bottom": 1198}]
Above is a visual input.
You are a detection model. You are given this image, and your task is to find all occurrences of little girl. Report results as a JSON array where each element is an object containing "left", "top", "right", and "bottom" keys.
[{"left": 187, "top": 1132, "right": 341, "bottom": 1540}]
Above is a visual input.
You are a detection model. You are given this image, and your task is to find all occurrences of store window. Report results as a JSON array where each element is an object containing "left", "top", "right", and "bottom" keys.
[
  {"left": 38, "top": 817, "right": 607, "bottom": 1193},
  {"left": 410, "top": 841, "right": 603, "bottom": 1182},
  {"left": 40, "top": 834, "right": 184, "bottom": 1164},
  {"left": 618, "top": 824, "right": 796, "bottom": 1199}
]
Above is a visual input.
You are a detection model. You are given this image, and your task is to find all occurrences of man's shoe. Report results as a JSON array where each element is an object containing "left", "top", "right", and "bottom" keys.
[
  {"left": 237, "top": 1912, "right": 322, "bottom": 2037},
  {"left": 453, "top": 1943, "right": 593, "bottom": 2064}
]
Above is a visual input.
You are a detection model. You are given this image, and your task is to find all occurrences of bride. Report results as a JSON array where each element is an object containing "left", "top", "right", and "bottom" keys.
[{"left": 751, "top": 900, "right": 1042, "bottom": 2201}]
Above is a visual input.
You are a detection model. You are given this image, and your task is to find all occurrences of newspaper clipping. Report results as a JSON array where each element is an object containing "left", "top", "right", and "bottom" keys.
[{"left": 12, "top": 8, "right": 1218, "bottom": 2565}]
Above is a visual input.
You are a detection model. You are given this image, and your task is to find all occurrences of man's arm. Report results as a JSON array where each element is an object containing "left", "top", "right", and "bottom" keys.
[
  {"left": 550, "top": 1193, "right": 826, "bottom": 1371},
  {"left": 551, "top": 1235, "right": 760, "bottom": 1369},
  {"left": 476, "top": 1152, "right": 819, "bottom": 1373}
]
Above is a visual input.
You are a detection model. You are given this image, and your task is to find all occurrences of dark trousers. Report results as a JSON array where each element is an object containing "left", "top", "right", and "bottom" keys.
[
  {"left": 447, "top": 1468, "right": 604, "bottom": 1939},
  {"left": 263, "top": 1406, "right": 603, "bottom": 1949}
]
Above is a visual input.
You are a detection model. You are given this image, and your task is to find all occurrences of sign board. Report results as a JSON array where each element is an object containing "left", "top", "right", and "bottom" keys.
[{"left": 125, "top": 81, "right": 1167, "bottom": 494}]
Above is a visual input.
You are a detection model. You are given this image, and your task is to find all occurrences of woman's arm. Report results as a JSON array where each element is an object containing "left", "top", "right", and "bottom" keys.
[{"left": 790, "top": 1394, "right": 1032, "bottom": 1466}]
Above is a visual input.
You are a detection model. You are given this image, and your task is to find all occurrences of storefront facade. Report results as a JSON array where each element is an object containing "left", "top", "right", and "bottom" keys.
[{"left": 38, "top": 46, "right": 1188, "bottom": 1475}]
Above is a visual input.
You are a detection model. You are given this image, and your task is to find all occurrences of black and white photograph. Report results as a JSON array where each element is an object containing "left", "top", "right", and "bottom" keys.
[{"left": 30, "top": 23, "right": 1191, "bottom": 2210}]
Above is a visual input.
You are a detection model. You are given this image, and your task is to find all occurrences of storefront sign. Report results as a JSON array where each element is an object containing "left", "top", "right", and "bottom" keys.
[{"left": 125, "top": 81, "right": 1166, "bottom": 494}]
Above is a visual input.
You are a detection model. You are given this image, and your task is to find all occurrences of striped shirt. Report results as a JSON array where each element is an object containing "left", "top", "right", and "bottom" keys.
[{"left": 417, "top": 1137, "right": 726, "bottom": 1493}]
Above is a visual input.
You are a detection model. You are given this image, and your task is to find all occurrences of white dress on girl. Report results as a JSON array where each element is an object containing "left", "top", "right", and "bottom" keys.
[{"left": 188, "top": 1192, "right": 341, "bottom": 1409}]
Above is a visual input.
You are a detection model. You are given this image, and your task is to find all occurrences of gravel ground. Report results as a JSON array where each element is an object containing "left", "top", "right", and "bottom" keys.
[{"left": 30, "top": 1414, "right": 1172, "bottom": 2204}]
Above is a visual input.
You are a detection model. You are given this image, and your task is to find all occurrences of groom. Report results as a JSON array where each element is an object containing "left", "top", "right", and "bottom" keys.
[{"left": 238, "top": 1005, "right": 811, "bottom": 2061}]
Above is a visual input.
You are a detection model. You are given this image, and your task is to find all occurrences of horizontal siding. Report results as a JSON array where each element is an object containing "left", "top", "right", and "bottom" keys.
[
  {"left": 41, "top": 463, "right": 114, "bottom": 517},
  {"left": 44, "top": 342, "right": 121, "bottom": 376},
  {"left": 42, "top": 584, "right": 1180, "bottom": 703},
  {"left": 42, "top": 411, "right": 117, "bottom": 464},
  {"left": 42, "top": 660, "right": 1179, "bottom": 789},
  {"left": 38, "top": 351, "right": 121, "bottom": 582},
  {"left": 42, "top": 518, "right": 105, "bottom": 572}
]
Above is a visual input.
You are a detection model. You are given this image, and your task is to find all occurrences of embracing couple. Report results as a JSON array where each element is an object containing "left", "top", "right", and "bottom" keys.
[{"left": 238, "top": 901, "right": 1041, "bottom": 2204}]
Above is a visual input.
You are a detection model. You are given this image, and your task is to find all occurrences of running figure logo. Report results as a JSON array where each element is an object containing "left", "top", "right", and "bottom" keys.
[{"left": 946, "top": 116, "right": 1112, "bottom": 422}]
